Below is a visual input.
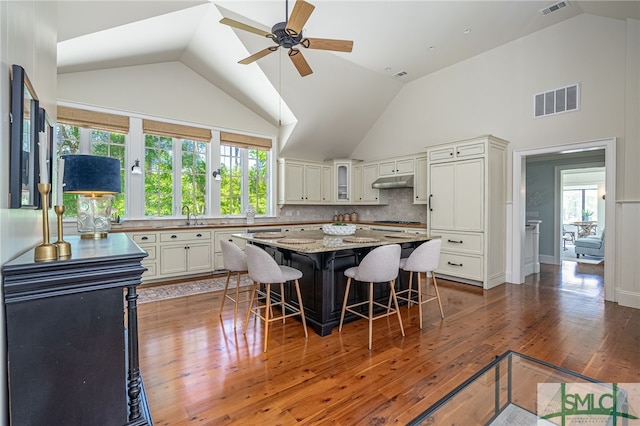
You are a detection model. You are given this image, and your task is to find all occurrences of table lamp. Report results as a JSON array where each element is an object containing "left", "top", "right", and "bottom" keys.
[{"left": 62, "top": 154, "right": 121, "bottom": 239}]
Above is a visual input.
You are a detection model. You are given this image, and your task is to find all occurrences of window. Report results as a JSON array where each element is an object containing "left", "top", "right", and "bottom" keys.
[
  {"left": 181, "top": 140, "right": 207, "bottom": 216},
  {"left": 563, "top": 186, "right": 598, "bottom": 223},
  {"left": 219, "top": 145, "right": 270, "bottom": 216},
  {"left": 91, "top": 130, "right": 125, "bottom": 220},
  {"left": 142, "top": 135, "right": 210, "bottom": 217},
  {"left": 56, "top": 124, "right": 126, "bottom": 220}
]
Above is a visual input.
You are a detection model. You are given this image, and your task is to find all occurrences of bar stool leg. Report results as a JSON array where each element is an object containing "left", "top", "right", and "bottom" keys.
[
  {"left": 339, "top": 278, "right": 352, "bottom": 332},
  {"left": 280, "top": 282, "right": 286, "bottom": 324},
  {"left": 244, "top": 282, "right": 257, "bottom": 334},
  {"left": 233, "top": 272, "right": 241, "bottom": 328},
  {"left": 368, "top": 281, "right": 374, "bottom": 350},
  {"left": 390, "top": 279, "right": 404, "bottom": 337},
  {"left": 433, "top": 275, "right": 444, "bottom": 319},
  {"left": 263, "top": 283, "right": 271, "bottom": 353},
  {"left": 219, "top": 271, "right": 231, "bottom": 317},
  {"left": 294, "top": 279, "right": 308, "bottom": 338},
  {"left": 417, "top": 273, "right": 424, "bottom": 329}
]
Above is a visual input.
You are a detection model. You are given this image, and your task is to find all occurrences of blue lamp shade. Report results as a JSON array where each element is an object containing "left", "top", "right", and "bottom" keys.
[{"left": 62, "top": 155, "right": 121, "bottom": 194}]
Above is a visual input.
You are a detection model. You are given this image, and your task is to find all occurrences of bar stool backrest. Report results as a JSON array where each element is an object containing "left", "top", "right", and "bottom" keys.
[
  {"left": 352, "top": 244, "right": 401, "bottom": 282},
  {"left": 402, "top": 239, "right": 442, "bottom": 273},
  {"left": 220, "top": 240, "right": 248, "bottom": 272},
  {"left": 246, "top": 244, "right": 284, "bottom": 284}
]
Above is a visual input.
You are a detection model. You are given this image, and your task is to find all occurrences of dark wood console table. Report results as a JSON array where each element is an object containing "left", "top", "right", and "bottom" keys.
[{"left": 2, "top": 234, "right": 152, "bottom": 426}]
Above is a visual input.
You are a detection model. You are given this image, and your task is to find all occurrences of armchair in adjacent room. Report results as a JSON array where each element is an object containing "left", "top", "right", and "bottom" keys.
[{"left": 574, "top": 229, "right": 605, "bottom": 258}]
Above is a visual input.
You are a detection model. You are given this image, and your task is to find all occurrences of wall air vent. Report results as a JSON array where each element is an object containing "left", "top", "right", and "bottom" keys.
[
  {"left": 533, "top": 83, "right": 580, "bottom": 118},
  {"left": 540, "top": 1, "right": 569, "bottom": 16},
  {"left": 392, "top": 71, "right": 407, "bottom": 78}
]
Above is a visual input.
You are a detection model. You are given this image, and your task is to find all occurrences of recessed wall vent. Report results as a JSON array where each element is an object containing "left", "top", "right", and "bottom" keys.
[
  {"left": 540, "top": 0, "right": 570, "bottom": 16},
  {"left": 392, "top": 71, "right": 407, "bottom": 78},
  {"left": 533, "top": 83, "right": 580, "bottom": 118}
]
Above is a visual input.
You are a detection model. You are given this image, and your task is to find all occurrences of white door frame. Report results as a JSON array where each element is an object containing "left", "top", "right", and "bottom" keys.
[{"left": 511, "top": 137, "right": 616, "bottom": 301}]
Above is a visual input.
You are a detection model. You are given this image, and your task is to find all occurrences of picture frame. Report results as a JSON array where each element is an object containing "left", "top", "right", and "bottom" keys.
[
  {"left": 9, "top": 64, "right": 41, "bottom": 209},
  {"left": 37, "top": 107, "right": 54, "bottom": 209}
]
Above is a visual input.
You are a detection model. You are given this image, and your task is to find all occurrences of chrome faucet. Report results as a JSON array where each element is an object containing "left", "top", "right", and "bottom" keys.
[{"left": 181, "top": 205, "right": 192, "bottom": 225}]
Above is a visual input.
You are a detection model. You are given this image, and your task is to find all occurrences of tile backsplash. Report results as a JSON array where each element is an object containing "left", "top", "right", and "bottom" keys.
[{"left": 279, "top": 188, "right": 427, "bottom": 224}]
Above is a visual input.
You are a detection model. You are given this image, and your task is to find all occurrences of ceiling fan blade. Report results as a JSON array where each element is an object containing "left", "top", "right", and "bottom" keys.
[
  {"left": 286, "top": 0, "right": 315, "bottom": 36},
  {"left": 220, "top": 17, "right": 272, "bottom": 38},
  {"left": 303, "top": 38, "right": 353, "bottom": 52},
  {"left": 239, "top": 47, "right": 279, "bottom": 65},
  {"left": 288, "top": 48, "right": 313, "bottom": 77}
]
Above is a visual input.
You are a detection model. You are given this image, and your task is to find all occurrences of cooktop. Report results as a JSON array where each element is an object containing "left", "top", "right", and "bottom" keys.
[{"left": 373, "top": 220, "right": 422, "bottom": 225}]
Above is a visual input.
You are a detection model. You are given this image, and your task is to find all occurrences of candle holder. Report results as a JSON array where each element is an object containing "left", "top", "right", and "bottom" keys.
[
  {"left": 54, "top": 205, "right": 72, "bottom": 258},
  {"left": 34, "top": 183, "right": 58, "bottom": 262}
]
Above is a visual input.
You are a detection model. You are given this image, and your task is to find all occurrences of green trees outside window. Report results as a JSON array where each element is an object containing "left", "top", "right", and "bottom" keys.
[
  {"left": 144, "top": 134, "right": 174, "bottom": 216},
  {"left": 219, "top": 146, "right": 269, "bottom": 216}
]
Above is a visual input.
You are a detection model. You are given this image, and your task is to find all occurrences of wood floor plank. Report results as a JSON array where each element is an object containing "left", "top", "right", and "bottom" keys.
[{"left": 137, "top": 263, "right": 640, "bottom": 425}]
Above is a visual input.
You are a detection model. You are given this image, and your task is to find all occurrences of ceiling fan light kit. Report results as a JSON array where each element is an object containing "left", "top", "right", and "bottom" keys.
[{"left": 220, "top": 0, "right": 353, "bottom": 77}]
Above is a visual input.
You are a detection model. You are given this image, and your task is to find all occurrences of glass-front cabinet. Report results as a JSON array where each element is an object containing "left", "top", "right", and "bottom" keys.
[{"left": 334, "top": 160, "right": 352, "bottom": 203}]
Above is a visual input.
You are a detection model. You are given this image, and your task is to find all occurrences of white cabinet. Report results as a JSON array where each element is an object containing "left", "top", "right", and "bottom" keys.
[
  {"left": 427, "top": 135, "right": 508, "bottom": 289},
  {"left": 378, "top": 157, "right": 414, "bottom": 176},
  {"left": 128, "top": 231, "right": 158, "bottom": 281},
  {"left": 414, "top": 155, "right": 428, "bottom": 204},
  {"left": 352, "top": 163, "right": 387, "bottom": 204},
  {"left": 321, "top": 165, "right": 333, "bottom": 203},
  {"left": 159, "top": 230, "right": 213, "bottom": 277},
  {"left": 278, "top": 159, "right": 329, "bottom": 204},
  {"left": 214, "top": 228, "right": 247, "bottom": 269},
  {"left": 334, "top": 161, "right": 352, "bottom": 203}
]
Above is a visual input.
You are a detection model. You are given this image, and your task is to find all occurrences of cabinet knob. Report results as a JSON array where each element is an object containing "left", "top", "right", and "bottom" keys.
[
  {"left": 171, "top": 235, "right": 177, "bottom": 239},
  {"left": 196, "top": 233, "right": 202, "bottom": 238}
]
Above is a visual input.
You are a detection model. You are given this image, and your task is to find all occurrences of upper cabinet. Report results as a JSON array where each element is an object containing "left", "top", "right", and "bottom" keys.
[
  {"left": 352, "top": 163, "right": 387, "bottom": 204},
  {"left": 413, "top": 155, "right": 428, "bottom": 204},
  {"left": 278, "top": 159, "right": 329, "bottom": 205},
  {"left": 334, "top": 160, "right": 353, "bottom": 203},
  {"left": 378, "top": 157, "right": 414, "bottom": 176}
]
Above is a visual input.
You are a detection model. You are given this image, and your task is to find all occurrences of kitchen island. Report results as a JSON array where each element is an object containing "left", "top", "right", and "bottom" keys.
[{"left": 233, "top": 229, "right": 432, "bottom": 336}]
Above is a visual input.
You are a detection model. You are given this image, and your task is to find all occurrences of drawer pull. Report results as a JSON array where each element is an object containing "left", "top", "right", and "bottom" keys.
[
  {"left": 447, "top": 261, "right": 463, "bottom": 267},
  {"left": 171, "top": 235, "right": 177, "bottom": 239},
  {"left": 228, "top": 238, "right": 233, "bottom": 242},
  {"left": 196, "top": 233, "right": 202, "bottom": 238},
  {"left": 447, "top": 239, "right": 463, "bottom": 244},
  {"left": 141, "top": 236, "right": 148, "bottom": 241}
]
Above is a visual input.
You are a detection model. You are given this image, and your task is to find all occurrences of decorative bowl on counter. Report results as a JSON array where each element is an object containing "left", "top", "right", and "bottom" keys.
[{"left": 322, "top": 223, "right": 356, "bottom": 236}]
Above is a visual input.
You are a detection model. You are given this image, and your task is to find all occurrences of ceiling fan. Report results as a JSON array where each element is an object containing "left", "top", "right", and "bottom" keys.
[{"left": 220, "top": 0, "right": 353, "bottom": 77}]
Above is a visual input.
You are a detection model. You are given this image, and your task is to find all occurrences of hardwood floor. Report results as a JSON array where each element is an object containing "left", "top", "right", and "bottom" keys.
[{"left": 137, "top": 262, "right": 639, "bottom": 425}]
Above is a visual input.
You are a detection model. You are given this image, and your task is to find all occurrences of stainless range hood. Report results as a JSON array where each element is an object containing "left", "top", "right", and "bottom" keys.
[{"left": 371, "top": 174, "right": 414, "bottom": 189}]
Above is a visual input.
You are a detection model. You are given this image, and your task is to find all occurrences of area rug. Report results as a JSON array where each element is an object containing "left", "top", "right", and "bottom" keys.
[{"left": 136, "top": 275, "right": 253, "bottom": 304}]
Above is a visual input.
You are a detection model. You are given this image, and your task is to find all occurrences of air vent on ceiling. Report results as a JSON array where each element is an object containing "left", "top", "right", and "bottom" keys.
[
  {"left": 540, "top": 0, "right": 569, "bottom": 16},
  {"left": 392, "top": 71, "right": 407, "bottom": 78},
  {"left": 533, "top": 83, "right": 580, "bottom": 118}
]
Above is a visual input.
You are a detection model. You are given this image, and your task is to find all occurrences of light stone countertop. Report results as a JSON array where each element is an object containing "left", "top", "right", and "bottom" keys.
[{"left": 233, "top": 229, "right": 433, "bottom": 254}]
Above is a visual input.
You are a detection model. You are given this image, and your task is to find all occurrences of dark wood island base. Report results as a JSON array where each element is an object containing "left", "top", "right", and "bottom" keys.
[{"left": 235, "top": 230, "right": 431, "bottom": 336}]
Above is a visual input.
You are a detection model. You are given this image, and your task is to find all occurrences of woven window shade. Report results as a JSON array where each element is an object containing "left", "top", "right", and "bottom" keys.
[
  {"left": 143, "top": 119, "right": 212, "bottom": 142},
  {"left": 57, "top": 106, "right": 130, "bottom": 134},
  {"left": 220, "top": 132, "right": 272, "bottom": 150}
]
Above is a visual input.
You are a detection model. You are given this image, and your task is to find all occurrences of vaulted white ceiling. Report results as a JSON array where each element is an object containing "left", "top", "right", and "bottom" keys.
[{"left": 57, "top": 1, "right": 640, "bottom": 160}]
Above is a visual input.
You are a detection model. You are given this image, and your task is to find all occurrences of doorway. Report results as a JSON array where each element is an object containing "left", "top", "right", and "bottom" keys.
[
  {"left": 559, "top": 167, "right": 605, "bottom": 264},
  {"left": 511, "top": 137, "right": 616, "bottom": 302}
]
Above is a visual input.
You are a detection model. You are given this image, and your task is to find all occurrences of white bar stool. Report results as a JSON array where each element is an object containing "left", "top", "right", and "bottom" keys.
[
  {"left": 219, "top": 240, "right": 249, "bottom": 328},
  {"left": 244, "top": 244, "right": 308, "bottom": 352},
  {"left": 396, "top": 239, "right": 444, "bottom": 330},
  {"left": 338, "top": 244, "right": 404, "bottom": 350}
]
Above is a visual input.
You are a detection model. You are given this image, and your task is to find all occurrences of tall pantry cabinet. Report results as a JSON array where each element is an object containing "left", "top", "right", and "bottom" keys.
[{"left": 427, "top": 135, "right": 508, "bottom": 289}]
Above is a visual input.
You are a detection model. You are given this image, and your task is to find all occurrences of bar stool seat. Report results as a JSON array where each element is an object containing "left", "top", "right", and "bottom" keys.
[
  {"left": 219, "top": 240, "right": 248, "bottom": 328},
  {"left": 338, "top": 244, "right": 404, "bottom": 350},
  {"left": 397, "top": 239, "right": 444, "bottom": 330},
  {"left": 244, "top": 244, "right": 308, "bottom": 352}
]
